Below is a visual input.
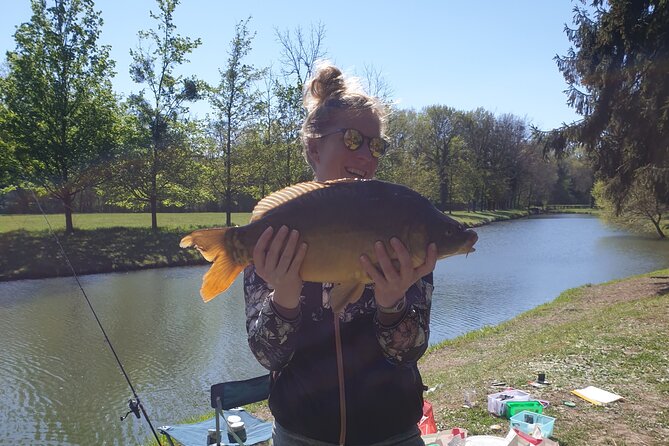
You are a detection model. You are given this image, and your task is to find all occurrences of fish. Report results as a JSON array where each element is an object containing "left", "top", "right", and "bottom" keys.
[{"left": 180, "top": 178, "right": 478, "bottom": 312}]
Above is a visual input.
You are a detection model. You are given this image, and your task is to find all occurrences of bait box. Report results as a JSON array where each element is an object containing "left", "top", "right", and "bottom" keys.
[
  {"left": 504, "top": 400, "right": 544, "bottom": 419},
  {"left": 509, "top": 410, "right": 556, "bottom": 438},
  {"left": 487, "top": 389, "right": 530, "bottom": 416}
]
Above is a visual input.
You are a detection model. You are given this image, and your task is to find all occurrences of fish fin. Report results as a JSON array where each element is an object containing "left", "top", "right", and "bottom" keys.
[
  {"left": 179, "top": 228, "right": 229, "bottom": 262},
  {"left": 330, "top": 281, "right": 366, "bottom": 313},
  {"left": 250, "top": 181, "right": 332, "bottom": 222},
  {"left": 200, "top": 259, "right": 244, "bottom": 302},
  {"left": 180, "top": 228, "right": 243, "bottom": 301}
]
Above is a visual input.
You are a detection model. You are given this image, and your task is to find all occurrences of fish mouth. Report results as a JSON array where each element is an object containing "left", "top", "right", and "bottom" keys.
[
  {"left": 463, "top": 231, "right": 478, "bottom": 256},
  {"left": 345, "top": 167, "right": 367, "bottom": 179}
]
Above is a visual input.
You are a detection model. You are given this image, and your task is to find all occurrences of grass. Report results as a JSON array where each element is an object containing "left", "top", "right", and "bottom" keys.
[
  {"left": 546, "top": 207, "right": 601, "bottom": 215},
  {"left": 418, "top": 269, "right": 669, "bottom": 445},
  {"left": 0, "top": 212, "right": 252, "bottom": 233},
  {"left": 443, "top": 209, "right": 528, "bottom": 227},
  {"left": 0, "top": 209, "right": 527, "bottom": 281},
  {"left": 0, "top": 227, "right": 205, "bottom": 280}
]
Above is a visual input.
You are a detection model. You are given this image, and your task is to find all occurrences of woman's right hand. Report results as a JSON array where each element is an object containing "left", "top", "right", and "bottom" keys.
[{"left": 253, "top": 225, "right": 308, "bottom": 309}]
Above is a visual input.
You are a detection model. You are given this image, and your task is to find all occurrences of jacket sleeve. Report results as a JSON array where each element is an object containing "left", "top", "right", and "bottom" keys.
[
  {"left": 243, "top": 265, "right": 302, "bottom": 371},
  {"left": 374, "top": 273, "right": 433, "bottom": 364}
]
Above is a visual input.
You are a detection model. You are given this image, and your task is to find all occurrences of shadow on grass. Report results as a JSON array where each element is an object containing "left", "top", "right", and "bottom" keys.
[{"left": 0, "top": 228, "right": 206, "bottom": 281}]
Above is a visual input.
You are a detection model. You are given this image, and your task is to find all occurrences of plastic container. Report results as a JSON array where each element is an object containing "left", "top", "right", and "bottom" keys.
[
  {"left": 504, "top": 400, "right": 544, "bottom": 419},
  {"left": 509, "top": 410, "right": 556, "bottom": 438},
  {"left": 487, "top": 389, "right": 530, "bottom": 416}
]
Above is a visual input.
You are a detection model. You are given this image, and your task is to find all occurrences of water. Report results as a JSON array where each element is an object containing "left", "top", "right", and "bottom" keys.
[{"left": 0, "top": 214, "right": 667, "bottom": 445}]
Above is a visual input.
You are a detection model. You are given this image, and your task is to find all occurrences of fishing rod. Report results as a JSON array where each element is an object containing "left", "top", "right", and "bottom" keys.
[{"left": 31, "top": 191, "right": 163, "bottom": 446}]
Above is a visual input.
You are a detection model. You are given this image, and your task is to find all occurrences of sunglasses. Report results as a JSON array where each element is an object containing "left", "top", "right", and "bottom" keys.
[{"left": 317, "top": 128, "right": 389, "bottom": 158}]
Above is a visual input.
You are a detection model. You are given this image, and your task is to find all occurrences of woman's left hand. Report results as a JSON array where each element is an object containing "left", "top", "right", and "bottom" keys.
[{"left": 359, "top": 238, "right": 437, "bottom": 308}]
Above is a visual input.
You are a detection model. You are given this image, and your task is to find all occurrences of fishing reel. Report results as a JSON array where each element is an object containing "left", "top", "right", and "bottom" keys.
[{"left": 120, "top": 398, "right": 141, "bottom": 421}]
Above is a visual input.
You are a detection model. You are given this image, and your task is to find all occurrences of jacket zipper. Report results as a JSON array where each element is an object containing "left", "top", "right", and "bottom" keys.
[{"left": 334, "top": 312, "right": 346, "bottom": 445}]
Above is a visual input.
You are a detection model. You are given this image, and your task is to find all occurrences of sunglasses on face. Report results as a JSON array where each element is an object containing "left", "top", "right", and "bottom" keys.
[{"left": 317, "top": 128, "right": 389, "bottom": 158}]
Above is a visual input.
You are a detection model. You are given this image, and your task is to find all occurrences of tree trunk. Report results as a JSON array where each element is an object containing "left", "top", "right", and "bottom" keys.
[
  {"left": 64, "top": 194, "right": 74, "bottom": 234},
  {"left": 226, "top": 122, "right": 232, "bottom": 227},
  {"left": 651, "top": 217, "right": 666, "bottom": 239},
  {"left": 151, "top": 136, "right": 159, "bottom": 232},
  {"left": 150, "top": 194, "right": 158, "bottom": 231},
  {"left": 439, "top": 176, "right": 448, "bottom": 212}
]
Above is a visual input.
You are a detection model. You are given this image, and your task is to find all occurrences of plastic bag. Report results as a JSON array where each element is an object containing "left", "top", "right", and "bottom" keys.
[
  {"left": 418, "top": 400, "right": 438, "bottom": 435},
  {"left": 506, "top": 428, "right": 560, "bottom": 446},
  {"left": 422, "top": 428, "right": 467, "bottom": 446}
]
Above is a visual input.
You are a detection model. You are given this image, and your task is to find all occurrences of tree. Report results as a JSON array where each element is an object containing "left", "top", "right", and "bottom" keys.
[
  {"left": 593, "top": 171, "right": 666, "bottom": 238},
  {"left": 209, "top": 17, "right": 263, "bottom": 226},
  {"left": 126, "top": 0, "right": 201, "bottom": 231},
  {"left": 459, "top": 108, "right": 496, "bottom": 210},
  {"left": 105, "top": 112, "right": 206, "bottom": 213},
  {"left": 276, "top": 23, "right": 326, "bottom": 89},
  {"left": 361, "top": 63, "right": 394, "bottom": 108},
  {"left": 545, "top": 0, "right": 669, "bottom": 212},
  {"left": 416, "top": 105, "right": 462, "bottom": 210},
  {"left": 274, "top": 23, "right": 327, "bottom": 186},
  {"left": 379, "top": 109, "right": 439, "bottom": 201},
  {"left": 1, "top": 0, "right": 119, "bottom": 233},
  {"left": 0, "top": 100, "right": 20, "bottom": 191}
]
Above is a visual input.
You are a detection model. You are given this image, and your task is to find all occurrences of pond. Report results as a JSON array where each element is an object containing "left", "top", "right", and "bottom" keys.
[{"left": 0, "top": 214, "right": 667, "bottom": 445}]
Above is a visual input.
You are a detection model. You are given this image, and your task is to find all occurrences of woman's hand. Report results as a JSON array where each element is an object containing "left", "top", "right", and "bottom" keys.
[
  {"left": 253, "top": 225, "right": 308, "bottom": 309},
  {"left": 359, "top": 238, "right": 437, "bottom": 308}
]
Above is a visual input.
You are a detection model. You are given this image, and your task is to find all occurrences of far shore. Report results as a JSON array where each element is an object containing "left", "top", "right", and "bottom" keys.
[{"left": 0, "top": 209, "right": 530, "bottom": 282}]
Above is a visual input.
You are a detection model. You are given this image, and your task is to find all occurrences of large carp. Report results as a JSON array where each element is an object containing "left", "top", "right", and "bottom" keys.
[{"left": 180, "top": 178, "right": 478, "bottom": 312}]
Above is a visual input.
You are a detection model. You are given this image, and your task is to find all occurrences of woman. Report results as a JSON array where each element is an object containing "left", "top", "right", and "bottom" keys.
[{"left": 244, "top": 62, "right": 436, "bottom": 445}]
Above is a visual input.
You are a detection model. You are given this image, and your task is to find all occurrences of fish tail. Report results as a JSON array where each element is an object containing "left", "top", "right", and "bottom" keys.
[{"left": 180, "top": 228, "right": 245, "bottom": 302}]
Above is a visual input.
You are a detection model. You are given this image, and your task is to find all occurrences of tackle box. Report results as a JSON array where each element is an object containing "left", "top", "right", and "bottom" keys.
[
  {"left": 487, "top": 389, "right": 530, "bottom": 417},
  {"left": 510, "top": 410, "right": 556, "bottom": 438},
  {"left": 504, "top": 400, "right": 544, "bottom": 419}
]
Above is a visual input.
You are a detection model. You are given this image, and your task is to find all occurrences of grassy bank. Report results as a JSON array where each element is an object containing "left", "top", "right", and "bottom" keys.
[
  {"left": 0, "top": 209, "right": 527, "bottom": 281},
  {"left": 419, "top": 268, "right": 669, "bottom": 445},
  {"left": 545, "top": 207, "right": 601, "bottom": 215},
  {"left": 145, "top": 269, "right": 669, "bottom": 446}
]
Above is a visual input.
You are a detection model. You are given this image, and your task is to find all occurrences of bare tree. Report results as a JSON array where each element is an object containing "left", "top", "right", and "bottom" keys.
[
  {"left": 275, "top": 22, "right": 327, "bottom": 88},
  {"left": 272, "top": 23, "right": 327, "bottom": 185},
  {"left": 362, "top": 63, "right": 394, "bottom": 107}
]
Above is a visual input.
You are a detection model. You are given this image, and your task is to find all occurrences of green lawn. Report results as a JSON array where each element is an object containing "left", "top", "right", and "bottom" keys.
[
  {"left": 0, "top": 209, "right": 528, "bottom": 233},
  {"left": 0, "top": 212, "right": 253, "bottom": 233}
]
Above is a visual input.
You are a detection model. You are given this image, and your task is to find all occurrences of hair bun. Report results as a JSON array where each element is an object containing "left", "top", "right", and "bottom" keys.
[{"left": 304, "top": 62, "right": 346, "bottom": 112}]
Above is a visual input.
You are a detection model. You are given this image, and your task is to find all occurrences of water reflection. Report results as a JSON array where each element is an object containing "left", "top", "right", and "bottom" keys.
[{"left": 0, "top": 215, "right": 667, "bottom": 444}]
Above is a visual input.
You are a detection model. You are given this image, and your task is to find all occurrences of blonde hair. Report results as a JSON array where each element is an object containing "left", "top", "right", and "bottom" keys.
[{"left": 301, "top": 61, "right": 387, "bottom": 167}]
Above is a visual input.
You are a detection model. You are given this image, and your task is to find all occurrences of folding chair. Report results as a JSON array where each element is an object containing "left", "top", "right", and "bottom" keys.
[{"left": 159, "top": 374, "right": 273, "bottom": 446}]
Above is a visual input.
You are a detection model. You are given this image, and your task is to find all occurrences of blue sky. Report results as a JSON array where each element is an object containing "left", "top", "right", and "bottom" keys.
[{"left": 1, "top": 0, "right": 582, "bottom": 130}]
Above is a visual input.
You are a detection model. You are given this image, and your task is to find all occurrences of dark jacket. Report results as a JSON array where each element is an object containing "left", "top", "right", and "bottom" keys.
[{"left": 244, "top": 267, "right": 433, "bottom": 445}]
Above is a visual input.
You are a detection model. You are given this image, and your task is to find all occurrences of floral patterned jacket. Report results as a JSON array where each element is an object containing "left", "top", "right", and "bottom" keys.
[
  {"left": 243, "top": 265, "right": 433, "bottom": 369},
  {"left": 243, "top": 265, "right": 434, "bottom": 444}
]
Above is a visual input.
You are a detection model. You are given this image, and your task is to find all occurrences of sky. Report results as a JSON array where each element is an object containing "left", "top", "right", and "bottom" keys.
[{"left": 1, "top": 0, "right": 583, "bottom": 130}]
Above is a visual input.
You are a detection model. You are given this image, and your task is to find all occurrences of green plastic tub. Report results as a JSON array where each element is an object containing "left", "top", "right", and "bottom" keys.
[{"left": 504, "top": 400, "right": 544, "bottom": 419}]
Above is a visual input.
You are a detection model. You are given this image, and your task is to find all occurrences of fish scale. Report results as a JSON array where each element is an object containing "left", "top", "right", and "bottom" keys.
[{"left": 180, "top": 178, "right": 478, "bottom": 312}]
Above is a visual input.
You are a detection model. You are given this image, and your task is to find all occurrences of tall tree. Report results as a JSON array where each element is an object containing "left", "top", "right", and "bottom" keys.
[
  {"left": 379, "top": 109, "right": 439, "bottom": 201},
  {"left": 209, "top": 17, "right": 262, "bottom": 226},
  {"left": 545, "top": 0, "right": 669, "bottom": 211},
  {"left": 274, "top": 23, "right": 327, "bottom": 185},
  {"left": 593, "top": 172, "right": 666, "bottom": 238},
  {"left": 460, "top": 108, "right": 496, "bottom": 210},
  {"left": 1, "top": 0, "right": 118, "bottom": 233},
  {"left": 127, "top": 0, "right": 201, "bottom": 231},
  {"left": 416, "top": 105, "right": 461, "bottom": 210}
]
